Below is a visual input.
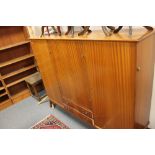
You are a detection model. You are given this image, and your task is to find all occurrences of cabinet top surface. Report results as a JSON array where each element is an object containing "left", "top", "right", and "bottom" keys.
[{"left": 30, "top": 27, "right": 155, "bottom": 42}]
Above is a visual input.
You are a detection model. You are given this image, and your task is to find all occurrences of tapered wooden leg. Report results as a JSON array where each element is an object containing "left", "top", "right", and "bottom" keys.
[
  {"left": 50, "top": 100, "right": 56, "bottom": 108},
  {"left": 50, "top": 101, "right": 53, "bottom": 107}
]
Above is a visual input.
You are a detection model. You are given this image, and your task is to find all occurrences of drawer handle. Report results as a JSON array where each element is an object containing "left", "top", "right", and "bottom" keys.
[{"left": 83, "top": 111, "right": 88, "bottom": 115}]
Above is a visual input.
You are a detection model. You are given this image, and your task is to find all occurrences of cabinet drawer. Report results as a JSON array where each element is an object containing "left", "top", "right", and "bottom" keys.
[
  {"left": 78, "top": 107, "right": 93, "bottom": 119},
  {"left": 63, "top": 105, "right": 93, "bottom": 125},
  {"left": 63, "top": 98, "right": 93, "bottom": 119}
]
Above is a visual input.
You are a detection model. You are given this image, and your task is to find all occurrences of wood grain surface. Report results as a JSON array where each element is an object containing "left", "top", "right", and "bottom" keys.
[{"left": 30, "top": 30, "right": 155, "bottom": 128}]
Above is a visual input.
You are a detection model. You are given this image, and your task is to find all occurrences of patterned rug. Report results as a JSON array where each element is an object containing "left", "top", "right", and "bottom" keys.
[{"left": 31, "top": 114, "right": 69, "bottom": 129}]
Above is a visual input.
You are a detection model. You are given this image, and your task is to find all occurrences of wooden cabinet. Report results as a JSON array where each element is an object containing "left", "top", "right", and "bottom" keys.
[{"left": 31, "top": 29, "right": 155, "bottom": 128}]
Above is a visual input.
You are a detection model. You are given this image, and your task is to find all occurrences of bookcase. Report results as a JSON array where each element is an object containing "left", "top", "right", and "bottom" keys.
[{"left": 0, "top": 26, "right": 38, "bottom": 110}]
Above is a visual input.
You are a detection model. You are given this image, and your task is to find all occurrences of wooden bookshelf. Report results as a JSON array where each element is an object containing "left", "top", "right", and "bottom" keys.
[
  {"left": 0, "top": 92, "right": 7, "bottom": 97},
  {"left": 6, "top": 74, "right": 34, "bottom": 88},
  {"left": 0, "top": 41, "right": 30, "bottom": 51},
  {"left": 0, "top": 86, "right": 4, "bottom": 91},
  {"left": 2, "top": 64, "right": 36, "bottom": 79},
  {"left": 11, "top": 89, "right": 30, "bottom": 103},
  {"left": 0, "top": 26, "right": 38, "bottom": 111},
  {"left": 0, "top": 99, "right": 12, "bottom": 111},
  {"left": 0, "top": 54, "right": 34, "bottom": 68}
]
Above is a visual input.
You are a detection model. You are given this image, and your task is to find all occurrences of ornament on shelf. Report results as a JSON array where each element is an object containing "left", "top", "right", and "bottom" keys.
[
  {"left": 65, "top": 26, "right": 92, "bottom": 37},
  {"left": 40, "top": 26, "right": 154, "bottom": 38},
  {"left": 113, "top": 26, "right": 153, "bottom": 35},
  {"left": 101, "top": 26, "right": 115, "bottom": 36},
  {"left": 40, "top": 26, "right": 61, "bottom": 37},
  {"left": 78, "top": 26, "right": 92, "bottom": 36},
  {"left": 65, "top": 26, "right": 74, "bottom": 37},
  {"left": 102, "top": 26, "right": 153, "bottom": 36}
]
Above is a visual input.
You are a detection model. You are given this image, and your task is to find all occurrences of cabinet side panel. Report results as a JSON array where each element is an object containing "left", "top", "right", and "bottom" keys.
[
  {"left": 135, "top": 34, "right": 155, "bottom": 128},
  {"left": 84, "top": 41, "right": 136, "bottom": 128},
  {"left": 31, "top": 40, "right": 62, "bottom": 104}
]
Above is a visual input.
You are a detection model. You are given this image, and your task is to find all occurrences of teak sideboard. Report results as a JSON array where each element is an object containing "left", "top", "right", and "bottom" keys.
[{"left": 30, "top": 29, "right": 155, "bottom": 128}]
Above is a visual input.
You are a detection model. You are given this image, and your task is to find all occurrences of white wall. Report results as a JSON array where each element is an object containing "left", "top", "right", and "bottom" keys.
[
  {"left": 149, "top": 66, "right": 155, "bottom": 128},
  {"left": 32, "top": 26, "right": 155, "bottom": 128}
]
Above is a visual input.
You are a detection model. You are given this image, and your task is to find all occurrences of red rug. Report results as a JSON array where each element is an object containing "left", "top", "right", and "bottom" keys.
[{"left": 31, "top": 114, "right": 69, "bottom": 129}]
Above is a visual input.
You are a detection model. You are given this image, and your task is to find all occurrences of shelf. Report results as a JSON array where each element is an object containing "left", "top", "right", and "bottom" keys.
[
  {"left": 11, "top": 89, "right": 31, "bottom": 103},
  {"left": 6, "top": 74, "right": 33, "bottom": 88},
  {"left": 0, "top": 41, "right": 30, "bottom": 51},
  {"left": 0, "top": 99, "right": 12, "bottom": 111},
  {"left": 0, "top": 54, "right": 34, "bottom": 68},
  {"left": 11, "top": 89, "right": 29, "bottom": 98},
  {"left": 0, "top": 92, "right": 7, "bottom": 97},
  {"left": 2, "top": 64, "right": 36, "bottom": 79},
  {"left": 0, "top": 86, "right": 4, "bottom": 91}
]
